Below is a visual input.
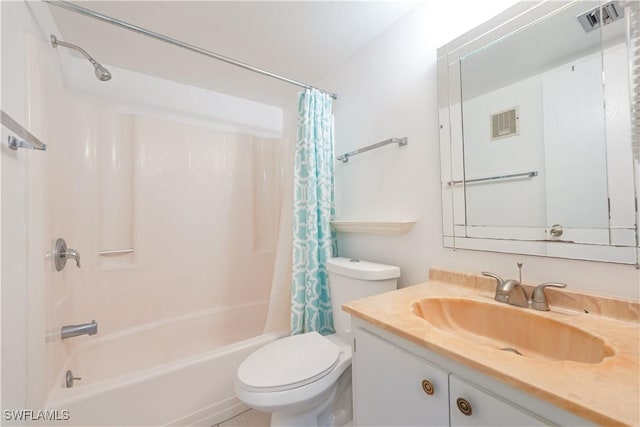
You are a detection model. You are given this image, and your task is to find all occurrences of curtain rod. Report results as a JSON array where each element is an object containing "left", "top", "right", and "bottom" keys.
[{"left": 45, "top": 0, "right": 338, "bottom": 100}]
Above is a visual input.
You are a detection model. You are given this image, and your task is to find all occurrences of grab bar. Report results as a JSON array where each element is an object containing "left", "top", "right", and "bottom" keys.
[
  {"left": 447, "top": 171, "right": 538, "bottom": 186},
  {"left": 337, "top": 137, "right": 408, "bottom": 163},
  {"left": 1, "top": 110, "right": 47, "bottom": 151},
  {"left": 98, "top": 248, "right": 134, "bottom": 256}
]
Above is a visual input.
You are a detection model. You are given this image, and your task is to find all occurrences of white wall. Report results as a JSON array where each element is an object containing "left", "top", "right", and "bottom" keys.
[
  {"left": 62, "top": 59, "right": 283, "bottom": 138},
  {"left": 1, "top": 1, "right": 61, "bottom": 415},
  {"left": 322, "top": 1, "right": 640, "bottom": 300}
]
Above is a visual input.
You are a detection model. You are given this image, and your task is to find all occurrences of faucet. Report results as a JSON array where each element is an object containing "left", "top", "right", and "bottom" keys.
[
  {"left": 54, "top": 238, "right": 81, "bottom": 271},
  {"left": 483, "top": 266, "right": 568, "bottom": 311},
  {"left": 496, "top": 279, "right": 530, "bottom": 308},
  {"left": 64, "top": 248, "right": 81, "bottom": 267},
  {"left": 483, "top": 272, "right": 530, "bottom": 308},
  {"left": 529, "top": 282, "right": 567, "bottom": 311},
  {"left": 61, "top": 320, "right": 97, "bottom": 340}
]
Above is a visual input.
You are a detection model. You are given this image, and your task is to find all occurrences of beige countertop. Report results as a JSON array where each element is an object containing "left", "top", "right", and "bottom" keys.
[{"left": 343, "top": 269, "right": 640, "bottom": 426}]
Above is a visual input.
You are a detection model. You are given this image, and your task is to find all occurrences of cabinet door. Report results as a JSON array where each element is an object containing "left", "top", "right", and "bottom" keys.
[
  {"left": 353, "top": 328, "right": 449, "bottom": 426},
  {"left": 449, "top": 374, "right": 548, "bottom": 426}
]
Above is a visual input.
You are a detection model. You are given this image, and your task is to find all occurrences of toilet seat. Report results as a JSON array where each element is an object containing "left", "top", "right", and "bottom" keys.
[{"left": 237, "top": 332, "right": 341, "bottom": 393}]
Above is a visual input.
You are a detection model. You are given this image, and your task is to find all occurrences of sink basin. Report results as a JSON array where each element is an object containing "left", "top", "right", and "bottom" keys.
[{"left": 411, "top": 298, "right": 615, "bottom": 364}]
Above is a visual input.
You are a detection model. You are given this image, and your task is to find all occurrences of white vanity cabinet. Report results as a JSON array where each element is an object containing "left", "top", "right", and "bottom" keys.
[
  {"left": 353, "top": 328, "right": 450, "bottom": 426},
  {"left": 448, "top": 375, "right": 544, "bottom": 426},
  {"left": 351, "top": 322, "right": 588, "bottom": 427}
]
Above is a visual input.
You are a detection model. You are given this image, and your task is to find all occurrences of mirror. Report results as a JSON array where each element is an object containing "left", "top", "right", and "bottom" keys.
[{"left": 438, "top": 1, "right": 639, "bottom": 265}]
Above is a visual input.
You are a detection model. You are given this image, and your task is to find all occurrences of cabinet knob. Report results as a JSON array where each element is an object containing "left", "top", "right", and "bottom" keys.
[
  {"left": 421, "top": 379, "right": 435, "bottom": 395},
  {"left": 456, "top": 397, "right": 473, "bottom": 416}
]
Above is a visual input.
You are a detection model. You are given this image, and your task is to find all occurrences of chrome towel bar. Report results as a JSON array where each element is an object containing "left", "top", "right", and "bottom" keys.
[
  {"left": 447, "top": 171, "right": 538, "bottom": 186},
  {"left": 98, "top": 248, "right": 134, "bottom": 256},
  {"left": 1, "top": 110, "right": 47, "bottom": 151},
  {"left": 337, "top": 137, "right": 408, "bottom": 163}
]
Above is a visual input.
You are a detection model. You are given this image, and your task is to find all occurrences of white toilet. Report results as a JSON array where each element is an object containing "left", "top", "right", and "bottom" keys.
[{"left": 235, "top": 257, "right": 400, "bottom": 426}]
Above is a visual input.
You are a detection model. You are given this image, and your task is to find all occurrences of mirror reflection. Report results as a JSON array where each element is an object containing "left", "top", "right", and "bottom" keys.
[{"left": 439, "top": 0, "right": 639, "bottom": 264}]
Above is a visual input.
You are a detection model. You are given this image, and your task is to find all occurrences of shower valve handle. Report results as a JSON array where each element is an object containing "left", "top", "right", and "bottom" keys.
[{"left": 54, "top": 238, "right": 81, "bottom": 271}]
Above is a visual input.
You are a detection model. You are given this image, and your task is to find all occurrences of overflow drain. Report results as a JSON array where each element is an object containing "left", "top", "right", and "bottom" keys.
[{"left": 501, "top": 347, "right": 523, "bottom": 356}]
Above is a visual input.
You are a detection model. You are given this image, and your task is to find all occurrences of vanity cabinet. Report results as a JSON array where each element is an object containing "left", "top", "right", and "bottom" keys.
[
  {"left": 353, "top": 328, "right": 449, "bottom": 426},
  {"left": 352, "top": 326, "right": 554, "bottom": 426},
  {"left": 448, "top": 375, "right": 544, "bottom": 426}
]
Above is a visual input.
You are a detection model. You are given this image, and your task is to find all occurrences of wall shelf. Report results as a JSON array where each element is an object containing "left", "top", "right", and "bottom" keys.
[{"left": 331, "top": 220, "right": 416, "bottom": 234}]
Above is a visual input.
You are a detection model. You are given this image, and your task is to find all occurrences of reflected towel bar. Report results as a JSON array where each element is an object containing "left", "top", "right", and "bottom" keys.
[
  {"left": 98, "top": 248, "right": 134, "bottom": 256},
  {"left": 337, "top": 137, "right": 408, "bottom": 163},
  {"left": 1, "top": 110, "right": 47, "bottom": 151},
  {"left": 447, "top": 171, "right": 538, "bottom": 186}
]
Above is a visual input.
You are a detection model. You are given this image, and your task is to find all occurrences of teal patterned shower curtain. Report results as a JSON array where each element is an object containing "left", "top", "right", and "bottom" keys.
[{"left": 291, "top": 89, "right": 337, "bottom": 335}]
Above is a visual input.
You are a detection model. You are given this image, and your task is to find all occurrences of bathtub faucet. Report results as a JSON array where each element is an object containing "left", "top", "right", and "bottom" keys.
[{"left": 61, "top": 320, "right": 97, "bottom": 340}]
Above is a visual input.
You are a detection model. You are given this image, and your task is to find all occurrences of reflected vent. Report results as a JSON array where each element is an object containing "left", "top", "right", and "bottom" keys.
[
  {"left": 577, "top": 1, "right": 624, "bottom": 33},
  {"left": 490, "top": 107, "right": 519, "bottom": 140}
]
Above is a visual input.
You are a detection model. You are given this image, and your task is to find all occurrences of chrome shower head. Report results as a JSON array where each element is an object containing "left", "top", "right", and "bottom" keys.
[
  {"left": 93, "top": 63, "right": 112, "bottom": 81},
  {"left": 51, "top": 34, "right": 112, "bottom": 81}
]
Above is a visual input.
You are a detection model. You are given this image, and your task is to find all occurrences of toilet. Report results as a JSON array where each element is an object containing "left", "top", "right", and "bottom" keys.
[{"left": 235, "top": 257, "right": 400, "bottom": 426}]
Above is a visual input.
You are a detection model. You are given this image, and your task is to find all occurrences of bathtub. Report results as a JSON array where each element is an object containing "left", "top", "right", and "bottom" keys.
[{"left": 45, "top": 301, "right": 288, "bottom": 426}]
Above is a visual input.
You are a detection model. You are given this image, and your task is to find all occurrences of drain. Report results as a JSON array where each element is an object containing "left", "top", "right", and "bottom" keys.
[{"left": 501, "top": 347, "right": 523, "bottom": 356}]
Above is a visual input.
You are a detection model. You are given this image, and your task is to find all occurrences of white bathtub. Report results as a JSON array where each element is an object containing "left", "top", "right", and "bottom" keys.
[{"left": 45, "top": 301, "right": 287, "bottom": 426}]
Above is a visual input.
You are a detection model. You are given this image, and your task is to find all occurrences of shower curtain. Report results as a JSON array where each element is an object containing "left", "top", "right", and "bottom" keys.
[{"left": 290, "top": 89, "right": 337, "bottom": 335}]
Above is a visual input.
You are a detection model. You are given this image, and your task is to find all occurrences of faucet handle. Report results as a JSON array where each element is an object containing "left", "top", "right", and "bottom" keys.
[
  {"left": 481, "top": 271, "right": 503, "bottom": 286},
  {"left": 54, "top": 238, "right": 81, "bottom": 271},
  {"left": 530, "top": 282, "right": 567, "bottom": 311}
]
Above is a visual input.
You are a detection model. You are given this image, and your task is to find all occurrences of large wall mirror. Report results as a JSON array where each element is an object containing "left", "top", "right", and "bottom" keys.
[{"left": 438, "top": 0, "right": 639, "bottom": 265}]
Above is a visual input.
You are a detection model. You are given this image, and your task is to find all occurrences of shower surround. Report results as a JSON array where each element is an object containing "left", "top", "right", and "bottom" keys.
[
  {"left": 43, "top": 110, "right": 286, "bottom": 424},
  {"left": 2, "top": 2, "right": 288, "bottom": 424}
]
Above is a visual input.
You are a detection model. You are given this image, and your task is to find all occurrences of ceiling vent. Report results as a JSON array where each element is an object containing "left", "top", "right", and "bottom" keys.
[
  {"left": 577, "top": 1, "right": 624, "bottom": 33},
  {"left": 490, "top": 107, "right": 519, "bottom": 141}
]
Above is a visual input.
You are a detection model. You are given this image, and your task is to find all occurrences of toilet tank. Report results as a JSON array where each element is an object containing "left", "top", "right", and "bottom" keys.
[{"left": 327, "top": 257, "right": 400, "bottom": 334}]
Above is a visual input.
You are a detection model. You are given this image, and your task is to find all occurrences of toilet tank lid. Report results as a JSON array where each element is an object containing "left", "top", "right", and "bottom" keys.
[{"left": 327, "top": 257, "right": 400, "bottom": 280}]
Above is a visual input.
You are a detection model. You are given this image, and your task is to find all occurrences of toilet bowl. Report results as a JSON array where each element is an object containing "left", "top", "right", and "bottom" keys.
[
  {"left": 236, "top": 332, "right": 352, "bottom": 426},
  {"left": 234, "top": 257, "right": 400, "bottom": 426}
]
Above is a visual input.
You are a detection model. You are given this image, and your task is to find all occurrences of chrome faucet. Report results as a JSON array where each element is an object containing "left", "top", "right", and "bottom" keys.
[
  {"left": 530, "top": 282, "right": 567, "bottom": 311},
  {"left": 61, "top": 320, "right": 97, "bottom": 340},
  {"left": 483, "top": 265, "right": 568, "bottom": 311},
  {"left": 54, "top": 238, "right": 81, "bottom": 271},
  {"left": 482, "top": 272, "right": 530, "bottom": 308},
  {"left": 64, "top": 248, "right": 81, "bottom": 267},
  {"left": 497, "top": 279, "right": 530, "bottom": 308}
]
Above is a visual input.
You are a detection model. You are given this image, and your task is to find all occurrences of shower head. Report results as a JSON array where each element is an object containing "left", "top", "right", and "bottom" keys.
[
  {"left": 51, "top": 34, "right": 112, "bottom": 81},
  {"left": 93, "top": 63, "right": 112, "bottom": 81}
]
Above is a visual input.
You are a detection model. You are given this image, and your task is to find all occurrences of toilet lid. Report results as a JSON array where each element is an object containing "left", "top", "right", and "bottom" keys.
[{"left": 237, "top": 332, "right": 340, "bottom": 392}]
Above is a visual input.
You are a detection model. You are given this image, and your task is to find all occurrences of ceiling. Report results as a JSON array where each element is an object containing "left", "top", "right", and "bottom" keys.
[{"left": 49, "top": 1, "right": 419, "bottom": 107}]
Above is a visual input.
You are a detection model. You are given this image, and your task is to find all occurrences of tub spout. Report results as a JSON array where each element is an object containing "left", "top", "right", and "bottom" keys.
[
  {"left": 64, "top": 248, "right": 81, "bottom": 268},
  {"left": 61, "top": 320, "right": 97, "bottom": 340}
]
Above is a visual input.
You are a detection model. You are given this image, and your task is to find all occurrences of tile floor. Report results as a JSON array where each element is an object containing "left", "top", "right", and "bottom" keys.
[{"left": 215, "top": 409, "right": 271, "bottom": 427}]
